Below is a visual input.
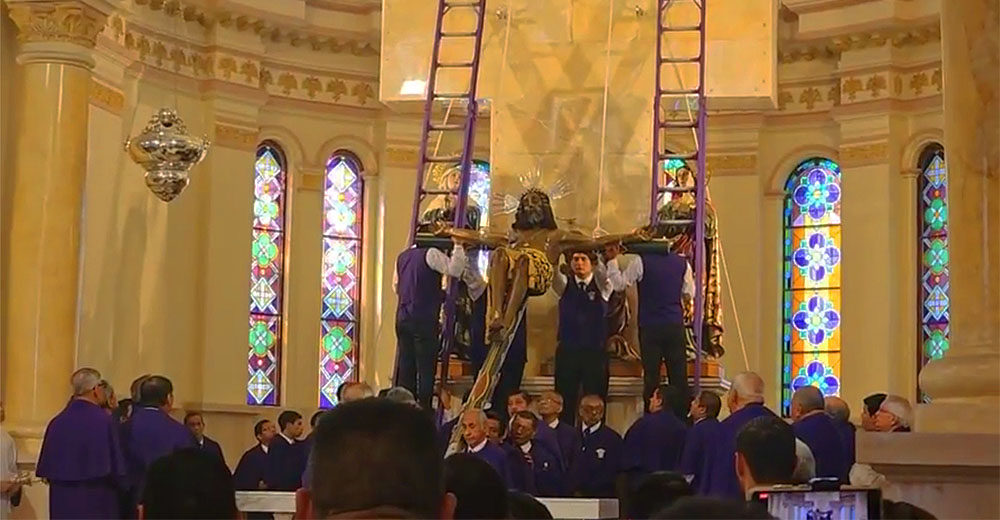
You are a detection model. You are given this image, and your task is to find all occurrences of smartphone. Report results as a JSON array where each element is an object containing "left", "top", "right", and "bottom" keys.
[{"left": 750, "top": 484, "right": 882, "bottom": 520}]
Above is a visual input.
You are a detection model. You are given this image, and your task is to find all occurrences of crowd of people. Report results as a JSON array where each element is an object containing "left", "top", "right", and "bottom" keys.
[{"left": 4, "top": 364, "right": 936, "bottom": 519}]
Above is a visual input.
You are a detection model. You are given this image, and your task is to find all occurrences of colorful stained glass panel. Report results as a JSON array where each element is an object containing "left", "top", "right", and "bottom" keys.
[
  {"left": 253, "top": 148, "right": 286, "bottom": 231},
  {"left": 322, "top": 238, "right": 359, "bottom": 321},
  {"left": 918, "top": 148, "right": 950, "bottom": 400},
  {"left": 785, "top": 158, "right": 842, "bottom": 227},
  {"left": 319, "top": 320, "right": 357, "bottom": 408},
  {"left": 785, "top": 226, "right": 842, "bottom": 290},
  {"left": 248, "top": 314, "right": 281, "bottom": 405}
]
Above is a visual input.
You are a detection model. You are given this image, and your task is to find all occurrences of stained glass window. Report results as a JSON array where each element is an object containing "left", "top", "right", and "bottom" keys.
[
  {"left": 319, "top": 153, "right": 364, "bottom": 408},
  {"left": 917, "top": 145, "right": 949, "bottom": 402},
  {"left": 247, "top": 143, "right": 288, "bottom": 406},
  {"left": 782, "top": 158, "right": 843, "bottom": 414},
  {"left": 469, "top": 160, "right": 492, "bottom": 276}
]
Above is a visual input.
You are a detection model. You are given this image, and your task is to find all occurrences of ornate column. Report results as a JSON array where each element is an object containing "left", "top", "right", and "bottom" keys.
[
  {"left": 3, "top": 0, "right": 112, "bottom": 437},
  {"left": 917, "top": 0, "right": 999, "bottom": 434}
]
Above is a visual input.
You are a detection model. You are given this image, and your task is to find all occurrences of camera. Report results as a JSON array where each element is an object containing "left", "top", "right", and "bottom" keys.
[{"left": 749, "top": 481, "right": 882, "bottom": 520}]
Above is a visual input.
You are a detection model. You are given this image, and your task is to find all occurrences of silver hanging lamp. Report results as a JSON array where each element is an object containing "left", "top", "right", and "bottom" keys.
[{"left": 124, "top": 108, "right": 210, "bottom": 202}]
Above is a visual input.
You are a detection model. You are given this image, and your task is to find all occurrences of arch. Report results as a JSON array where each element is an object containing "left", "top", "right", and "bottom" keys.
[
  {"left": 901, "top": 128, "right": 944, "bottom": 171},
  {"left": 780, "top": 157, "right": 844, "bottom": 415},
  {"left": 318, "top": 151, "right": 366, "bottom": 408},
  {"left": 767, "top": 145, "right": 840, "bottom": 195},
  {"left": 258, "top": 125, "right": 307, "bottom": 169},
  {"left": 915, "top": 143, "right": 949, "bottom": 402},
  {"left": 246, "top": 141, "right": 290, "bottom": 406},
  {"left": 315, "top": 135, "right": 379, "bottom": 178}
]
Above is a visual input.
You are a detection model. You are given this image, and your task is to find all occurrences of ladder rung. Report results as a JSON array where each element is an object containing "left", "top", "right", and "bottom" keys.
[
  {"left": 661, "top": 24, "right": 702, "bottom": 32},
  {"left": 444, "top": 1, "right": 480, "bottom": 7},
  {"left": 661, "top": 152, "right": 698, "bottom": 160},
  {"left": 660, "top": 56, "right": 701, "bottom": 64},
  {"left": 659, "top": 186, "right": 697, "bottom": 193},
  {"left": 433, "top": 93, "right": 470, "bottom": 99},
  {"left": 660, "top": 87, "right": 700, "bottom": 95},
  {"left": 429, "top": 123, "right": 466, "bottom": 131},
  {"left": 437, "top": 61, "right": 474, "bottom": 68},
  {"left": 426, "top": 155, "right": 464, "bottom": 163},
  {"left": 441, "top": 31, "right": 478, "bottom": 37},
  {"left": 659, "top": 219, "right": 695, "bottom": 225},
  {"left": 660, "top": 120, "right": 698, "bottom": 129},
  {"left": 423, "top": 189, "right": 457, "bottom": 196}
]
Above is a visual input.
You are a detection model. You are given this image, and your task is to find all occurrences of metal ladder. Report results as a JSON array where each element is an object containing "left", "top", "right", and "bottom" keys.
[
  {"left": 650, "top": 0, "right": 708, "bottom": 393},
  {"left": 396, "top": 0, "right": 488, "bottom": 396}
]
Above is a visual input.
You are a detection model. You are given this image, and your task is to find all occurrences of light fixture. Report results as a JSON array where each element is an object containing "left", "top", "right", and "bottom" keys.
[{"left": 125, "top": 108, "right": 210, "bottom": 202}]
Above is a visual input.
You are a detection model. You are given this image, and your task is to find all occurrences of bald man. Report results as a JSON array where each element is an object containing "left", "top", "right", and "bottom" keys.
[
  {"left": 791, "top": 387, "right": 848, "bottom": 481},
  {"left": 568, "top": 395, "right": 622, "bottom": 498},
  {"left": 708, "top": 372, "right": 777, "bottom": 498},
  {"left": 338, "top": 382, "right": 374, "bottom": 403},
  {"left": 461, "top": 409, "right": 511, "bottom": 485},
  {"left": 536, "top": 391, "right": 577, "bottom": 467},
  {"left": 824, "top": 396, "right": 856, "bottom": 469}
]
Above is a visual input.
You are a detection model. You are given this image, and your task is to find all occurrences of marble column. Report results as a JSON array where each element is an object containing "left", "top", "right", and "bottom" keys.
[
  {"left": 917, "top": 0, "right": 999, "bottom": 433},
  {"left": 3, "top": 0, "right": 110, "bottom": 439}
]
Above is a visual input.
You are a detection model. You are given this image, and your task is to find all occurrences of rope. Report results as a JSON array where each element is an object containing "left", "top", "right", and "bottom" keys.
[{"left": 594, "top": 0, "right": 615, "bottom": 233}]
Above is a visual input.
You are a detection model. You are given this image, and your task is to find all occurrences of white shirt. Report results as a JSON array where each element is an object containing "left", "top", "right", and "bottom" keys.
[
  {"left": 606, "top": 255, "right": 694, "bottom": 298},
  {"left": 463, "top": 256, "right": 488, "bottom": 301},
  {"left": 1, "top": 428, "right": 16, "bottom": 516},
  {"left": 279, "top": 432, "right": 295, "bottom": 445},
  {"left": 548, "top": 419, "right": 560, "bottom": 429},
  {"left": 519, "top": 441, "right": 533, "bottom": 454},
  {"left": 260, "top": 443, "right": 269, "bottom": 454},
  {"left": 393, "top": 246, "right": 467, "bottom": 294},
  {"left": 582, "top": 422, "right": 602, "bottom": 435},
  {"left": 468, "top": 438, "right": 488, "bottom": 453},
  {"left": 552, "top": 262, "right": 613, "bottom": 301}
]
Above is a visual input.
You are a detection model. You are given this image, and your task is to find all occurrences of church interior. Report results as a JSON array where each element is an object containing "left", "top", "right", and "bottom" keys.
[{"left": 0, "top": 0, "right": 997, "bottom": 517}]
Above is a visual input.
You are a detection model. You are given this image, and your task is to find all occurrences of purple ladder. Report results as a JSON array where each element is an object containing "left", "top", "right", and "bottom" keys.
[
  {"left": 650, "top": 0, "right": 708, "bottom": 394},
  {"left": 395, "top": 0, "right": 488, "bottom": 399}
]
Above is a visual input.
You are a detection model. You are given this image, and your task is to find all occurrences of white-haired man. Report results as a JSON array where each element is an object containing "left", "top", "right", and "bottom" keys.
[
  {"left": 36, "top": 368, "right": 125, "bottom": 519},
  {"left": 708, "top": 371, "right": 777, "bottom": 498},
  {"left": 874, "top": 395, "right": 912, "bottom": 432},
  {"left": 790, "top": 386, "right": 848, "bottom": 481}
]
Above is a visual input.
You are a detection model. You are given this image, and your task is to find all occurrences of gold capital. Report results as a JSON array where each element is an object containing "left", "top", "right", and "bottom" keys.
[{"left": 7, "top": 1, "right": 109, "bottom": 48}]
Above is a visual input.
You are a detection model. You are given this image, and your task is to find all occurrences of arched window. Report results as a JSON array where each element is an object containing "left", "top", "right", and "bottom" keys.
[
  {"left": 319, "top": 153, "right": 364, "bottom": 408},
  {"left": 468, "top": 160, "right": 491, "bottom": 275},
  {"left": 917, "top": 144, "right": 949, "bottom": 401},
  {"left": 781, "top": 158, "right": 843, "bottom": 415},
  {"left": 247, "top": 142, "right": 289, "bottom": 406}
]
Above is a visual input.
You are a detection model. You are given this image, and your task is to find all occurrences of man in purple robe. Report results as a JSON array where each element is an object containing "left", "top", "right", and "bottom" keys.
[
  {"left": 504, "top": 411, "right": 566, "bottom": 497},
  {"left": 735, "top": 415, "right": 797, "bottom": 497},
  {"left": 708, "top": 372, "right": 777, "bottom": 498},
  {"left": 568, "top": 395, "right": 622, "bottom": 498},
  {"left": 36, "top": 368, "right": 125, "bottom": 519},
  {"left": 824, "top": 396, "right": 856, "bottom": 470},
  {"left": 266, "top": 410, "right": 307, "bottom": 490},
  {"left": 184, "top": 411, "right": 227, "bottom": 469},
  {"left": 507, "top": 390, "right": 565, "bottom": 470},
  {"left": 123, "top": 375, "right": 195, "bottom": 513},
  {"left": 537, "top": 390, "right": 578, "bottom": 468},
  {"left": 791, "top": 386, "right": 848, "bottom": 481},
  {"left": 622, "top": 384, "right": 688, "bottom": 488},
  {"left": 234, "top": 419, "right": 277, "bottom": 490},
  {"left": 460, "top": 409, "right": 510, "bottom": 485},
  {"left": 679, "top": 390, "right": 722, "bottom": 495}
]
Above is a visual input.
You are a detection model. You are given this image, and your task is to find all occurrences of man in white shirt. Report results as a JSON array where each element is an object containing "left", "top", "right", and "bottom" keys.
[
  {"left": 606, "top": 244, "right": 694, "bottom": 409},
  {"left": 1, "top": 402, "right": 22, "bottom": 516},
  {"left": 553, "top": 251, "right": 613, "bottom": 424}
]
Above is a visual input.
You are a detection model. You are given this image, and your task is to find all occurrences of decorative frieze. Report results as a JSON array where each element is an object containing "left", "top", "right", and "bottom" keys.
[
  {"left": 779, "top": 22, "right": 941, "bottom": 64},
  {"left": 7, "top": 1, "right": 108, "bottom": 48},
  {"left": 214, "top": 124, "right": 260, "bottom": 151},
  {"left": 89, "top": 79, "right": 124, "bottom": 113},
  {"left": 839, "top": 142, "right": 888, "bottom": 167}
]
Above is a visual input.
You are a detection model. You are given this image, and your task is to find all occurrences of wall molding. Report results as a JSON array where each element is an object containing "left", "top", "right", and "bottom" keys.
[
  {"left": 839, "top": 141, "right": 889, "bottom": 167},
  {"left": 214, "top": 123, "right": 260, "bottom": 151},
  {"left": 88, "top": 78, "right": 125, "bottom": 114}
]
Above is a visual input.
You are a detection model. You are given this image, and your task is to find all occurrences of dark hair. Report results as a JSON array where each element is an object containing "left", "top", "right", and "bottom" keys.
[
  {"left": 278, "top": 410, "right": 302, "bottom": 430},
  {"left": 697, "top": 391, "right": 722, "bottom": 419},
  {"left": 139, "top": 376, "right": 173, "bottom": 407},
  {"left": 253, "top": 419, "right": 271, "bottom": 437},
  {"left": 652, "top": 496, "right": 772, "bottom": 519},
  {"left": 628, "top": 471, "right": 693, "bottom": 519},
  {"left": 508, "top": 389, "right": 531, "bottom": 405},
  {"left": 656, "top": 384, "right": 689, "bottom": 421},
  {"left": 567, "top": 250, "right": 599, "bottom": 265},
  {"left": 512, "top": 189, "right": 558, "bottom": 231},
  {"left": 141, "top": 448, "right": 237, "bottom": 519},
  {"left": 131, "top": 374, "right": 151, "bottom": 402},
  {"left": 507, "top": 490, "right": 553, "bottom": 520},
  {"left": 863, "top": 393, "right": 888, "bottom": 416},
  {"left": 883, "top": 499, "right": 936, "bottom": 519},
  {"left": 485, "top": 410, "right": 506, "bottom": 437},
  {"left": 735, "top": 416, "right": 797, "bottom": 486},
  {"left": 183, "top": 411, "right": 203, "bottom": 424},
  {"left": 310, "top": 410, "right": 325, "bottom": 429},
  {"left": 444, "top": 453, "right": 509, "bottom": 519},
  {"left": 512, "top": 410, "right": 539, "bottom": 429},
  {"left": 308, "top": 399, "right": 443, "bottom": 518},
  {"left": 112, "top": 399, "right": 133, "bottom": 424}
]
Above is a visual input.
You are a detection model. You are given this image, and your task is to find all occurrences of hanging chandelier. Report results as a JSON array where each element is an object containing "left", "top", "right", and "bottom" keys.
[{"left": 125, "top": 108, "right": 210, "bottom": 202}]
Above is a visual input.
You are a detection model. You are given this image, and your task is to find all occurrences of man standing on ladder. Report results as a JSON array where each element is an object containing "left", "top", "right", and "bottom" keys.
[
  {"left": 605, "top": 213, "right": 694, "bottom": 412},
  {"left": 394, "top": 208, "right": 472, "bottom": 409}
]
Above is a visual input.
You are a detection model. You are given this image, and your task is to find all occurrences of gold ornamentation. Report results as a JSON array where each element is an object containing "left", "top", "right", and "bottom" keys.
[
  {"left": 327, "top": 79, "right": 348, "bottom": 101},
  {"left": 218, "top": 56, "right": 237, "bottom": 79},
  {"left": 303, "top": 77, "right": 322, "bottom": 98},
  {"left": 352, "top": 82, "right": 375, "bottom": 105},
  {"left": 866, "top": 75, "right": 887, "bottom": 98},
  {"left": 277, "top": 73, "right": 298, "bottom": 95},
  {"left": 799, "top": 87, "right": 822, "bottom": 110},
  {"left": 214, "top": 123, "right": 259, "bottom": 151},
  {"left": 894, "top": 75, "right": 903, "bottom": 96},
  {"left": 89, "top": 79, "right": 124, "bottom": 113},
  {"left": 827, "top": 84, "right": 841, "bottom": 106},
  {"left": 7, "top": 1, "right": 107, "bottom": 48},
  {"left": 778, "top": 90, "right": 793, "bottom": 110},
  {"left": 779, "top": 22, "right": 941, "bottom": 64},
  {"left": 842, "top": 77, "right": 862, "bottom": 101},
  {"left": 239, "top": 61, "right": 258, "bottom": 84},
  {"left": 910, "top": 72, "right": 929, "bottom": 95},
  {"left": 840, "top": 142, "right": 888, "bottom": 166},
  {"left": 931, "top": 69, "right": 942, "bottom": 92}
]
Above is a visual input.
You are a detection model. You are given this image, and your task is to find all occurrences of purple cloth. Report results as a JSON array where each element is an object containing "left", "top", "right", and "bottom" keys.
[
  {"left": 637, "top": 253, "right": 687, "bottom": 326},
  {"left": 196, "top": 436, "right": 227, "bottom": 470},
  {"left": 396, "top": 248, "right": 445, "bottom": 324},
  {"left": 569, "top": 424, "right": 622, "bottom": 498},
  {"left": 549, "top": 420, "right": 578, "bottom": 470},
  {"left": 265, "top": 435, "right": 307, "bottom": 491},
  {"left": 708, "top": 403, "right": 777, "bottom": 498},
  {"left": 533, "top": 422, "right": 567, "bottom": 471},
  {"left": 622, "top": 409, "right": 688, "bottom": 478},
  {"left": 468, "top": 442, "right": 511, "bottom": 486},
  {"left": 832, "top": 419, "right": 856, "bottom": 470},
  {"left": 557, "top": 277, "right": 609, "bottom": 351},
  {"left": 123, "top": 407, "right": 195, "bottom": 509},
  {"left": 234, "top": 445, "right": 269, "bottom": 491},
  {"left": 679, "top": 417, "right": 722, "bottom": 495},
  {"left": 36, "top": 399, "right": 125, "bottom": 519},
  {"left": 504, "top": 441, "right": 567, "bottom": 497},
  {"left": 793, "top": 413, "right": 849, "bottom": 481}
]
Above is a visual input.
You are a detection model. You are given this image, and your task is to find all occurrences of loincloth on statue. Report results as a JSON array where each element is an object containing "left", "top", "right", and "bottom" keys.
[{"left": 498, "top": 247, "right": 554, "bottom": 296}]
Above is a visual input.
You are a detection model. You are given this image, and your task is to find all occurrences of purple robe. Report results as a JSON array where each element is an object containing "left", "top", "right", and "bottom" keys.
[
  {"left": 504, "top": 441, "right": 567, "bottom": 497},
  {"left": 534, "top": 421, "right": 567, "bottom": 470},
  {"left": 234, "top": 445, "right": 269, "bottom": 490},
  {"left": 708, "top": 403, "right": 777, "bottom": 498},
  {"left": 622, "top": 409, "right": 687, "bottom": 479},
  {"left": 123, "top": 407, "right": 195, "bottom": 509},
  {"left": 679, "top": 417, "right": 721, "bottom": 495},
  {"left": 569, "top": 424, "right": 622, "bottom": 498},
  {"left": 196, "top": 436, "right": 227, "bottom": 470},
  {"left": 265, "top": 435, "right": 307, "bottom": 491},
  {"left": 36, "top": 399, "right": 125, "bottom": 519},
  {"left": 468, "top": 442, "right": 511, "bottom": 485},
  {"left": 793, "top": 413, "right": 848, "bottom": 481},
  {"left": 548, "top": 419, "right": 578, "bottom": 470},
  {"left": 833, "top": 419, "right": 856, "bottom": 470}
]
